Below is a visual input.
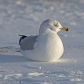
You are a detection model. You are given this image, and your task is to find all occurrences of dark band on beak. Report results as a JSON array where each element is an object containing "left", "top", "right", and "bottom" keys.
[
  {"left": 61, "top": 27, "right": 70, "bottom": 31},
  {"left": 66, "top": 28, "right": 69, "bottom": 31}
]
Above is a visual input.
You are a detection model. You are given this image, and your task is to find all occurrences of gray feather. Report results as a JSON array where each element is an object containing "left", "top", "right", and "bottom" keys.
[{"left": 19, "top": 35, "right": 38, "bottom": 50}]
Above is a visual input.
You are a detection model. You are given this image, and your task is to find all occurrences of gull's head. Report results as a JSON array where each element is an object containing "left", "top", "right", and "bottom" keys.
[{"left": 39, "top": 19, "right": 69, "bottom": 36}]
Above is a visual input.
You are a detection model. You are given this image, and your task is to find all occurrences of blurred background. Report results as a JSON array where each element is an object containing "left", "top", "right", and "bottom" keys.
[{"left": 0, "top": 0, "right": 84, "bottom": 47}]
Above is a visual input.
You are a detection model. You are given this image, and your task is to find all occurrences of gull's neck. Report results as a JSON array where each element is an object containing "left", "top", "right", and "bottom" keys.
[{"left": 38, "top": 30, "right": 58, "bottom": 41}]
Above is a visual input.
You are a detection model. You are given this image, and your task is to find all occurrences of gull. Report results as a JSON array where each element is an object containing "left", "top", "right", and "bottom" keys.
[{"left": 19, "top": 19, "right": 69, "bottom": 62}]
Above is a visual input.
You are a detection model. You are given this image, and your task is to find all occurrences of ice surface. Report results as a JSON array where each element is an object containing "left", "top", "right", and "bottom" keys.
[{"left": 0, "top": 0, "right": 84, "bottom": 84}]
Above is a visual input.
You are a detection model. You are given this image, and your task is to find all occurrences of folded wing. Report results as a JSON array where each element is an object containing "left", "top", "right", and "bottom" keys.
[{"left": 19, "top": 35, "right": 38, "bottom": 50}]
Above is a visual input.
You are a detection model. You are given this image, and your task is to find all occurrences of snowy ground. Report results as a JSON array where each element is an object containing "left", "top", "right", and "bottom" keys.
[{"left": 0, "top": 0, "right": 84, "bottom": 84}]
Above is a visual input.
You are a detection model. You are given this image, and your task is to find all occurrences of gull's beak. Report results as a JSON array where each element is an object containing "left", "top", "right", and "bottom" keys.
[{"left": 61, "top": 27, "right": 70, "bottom": 31}]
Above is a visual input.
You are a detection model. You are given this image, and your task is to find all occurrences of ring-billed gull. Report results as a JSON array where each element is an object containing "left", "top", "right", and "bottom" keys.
[{"left": 19, "top": 19, "right": 69, "bottom": 62}]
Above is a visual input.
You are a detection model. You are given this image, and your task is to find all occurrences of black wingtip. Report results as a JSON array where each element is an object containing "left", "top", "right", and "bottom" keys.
[
  {"left": 19, "top": 35, "right": 27, "bottom": 44},
  {"left": 19, "top": 34, "right": 27, "bottom": 37}
]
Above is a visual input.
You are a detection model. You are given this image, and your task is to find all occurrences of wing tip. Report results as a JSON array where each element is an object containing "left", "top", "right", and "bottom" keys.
[{"left": 19, "top": 34, "right": 27, "bottom": 44}]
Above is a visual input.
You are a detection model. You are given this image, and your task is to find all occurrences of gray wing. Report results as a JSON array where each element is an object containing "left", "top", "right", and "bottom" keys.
[{"left": 19, "top": 35, "right": 38, "bottom": 50}]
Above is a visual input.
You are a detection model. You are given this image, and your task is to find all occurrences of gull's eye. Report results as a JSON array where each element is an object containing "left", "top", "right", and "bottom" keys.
[{"left": 54, "top": 23, "right": 59, "bottom": 27}]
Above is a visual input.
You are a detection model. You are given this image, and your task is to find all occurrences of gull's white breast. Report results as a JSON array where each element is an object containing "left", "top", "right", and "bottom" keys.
[{"left": 20, "top": 33, "right": 64, "bottom": 62}]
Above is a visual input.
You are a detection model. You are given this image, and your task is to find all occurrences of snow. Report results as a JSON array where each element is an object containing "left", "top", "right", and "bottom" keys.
[{"left": 0, "top": 0, "right": 84, "bottom": 84}]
